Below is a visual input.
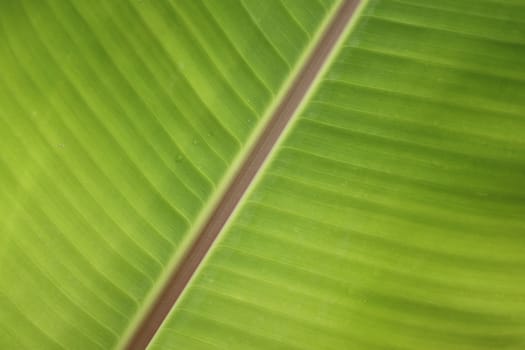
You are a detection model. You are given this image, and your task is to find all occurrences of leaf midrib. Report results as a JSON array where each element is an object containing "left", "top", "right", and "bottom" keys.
[{"left": 122, "top": 1, "right": 362, "bottom": 349}]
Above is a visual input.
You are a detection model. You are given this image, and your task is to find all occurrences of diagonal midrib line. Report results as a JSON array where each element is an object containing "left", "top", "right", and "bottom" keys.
[{"left": 125, "top": 1, "right": 361, "bottom": 349}]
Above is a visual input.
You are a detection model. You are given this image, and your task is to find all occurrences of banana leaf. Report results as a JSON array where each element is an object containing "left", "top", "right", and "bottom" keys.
[
  {"left": 0, "top": 0, "right": 338, "bottom": 348},
  {"left": 149, "top": 1, "right": 525, "bottom": 349}
]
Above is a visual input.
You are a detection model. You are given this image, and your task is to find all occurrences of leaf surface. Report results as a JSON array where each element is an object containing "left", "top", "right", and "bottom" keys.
[
  {"left": 149, "top": 1, "right": 525, "bottom": 349},
  {"left": 0, "top": 0, "right": 339, "bottom": 348}
]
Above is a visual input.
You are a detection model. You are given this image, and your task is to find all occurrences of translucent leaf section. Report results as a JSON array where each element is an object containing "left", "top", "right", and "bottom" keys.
[
  {"left": 0, "top": 0, "right": 339, "bottom": 348},
  {"left": 150, "top": 1, "right": 525, "bottom": 349}
]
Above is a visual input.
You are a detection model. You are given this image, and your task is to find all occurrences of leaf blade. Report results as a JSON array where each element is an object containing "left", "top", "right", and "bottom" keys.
[
  {"left": 0, "top": 0, "right": 341, "bottom": 348},
  {"left": 150, "top": 1, "right": 525, "bottom": 349}
]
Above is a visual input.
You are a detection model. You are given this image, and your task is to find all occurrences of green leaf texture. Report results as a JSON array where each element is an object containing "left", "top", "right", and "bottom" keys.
[
  {"left": 150, "top": 1, "right": 525, "bottom": 349},
  {"left": 0, "top": 0, "right": 339, "bottom": 348}
]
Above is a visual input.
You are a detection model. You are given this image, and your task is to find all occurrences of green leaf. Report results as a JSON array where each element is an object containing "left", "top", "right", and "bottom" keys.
[
  {"left": 0, "top": 0, "right": 339, "bottom": 348},
  {"left": 149, "top": 1, "right": 525, "bottom": 349}
]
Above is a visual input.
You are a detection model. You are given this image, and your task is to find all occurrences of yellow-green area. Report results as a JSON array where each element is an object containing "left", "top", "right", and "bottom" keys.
[
  {"left": 0, "top": 0, "right": 340, "bottom": 348},
  {"left": 150, "top": 1, "right": 525, "bottom": 349}
]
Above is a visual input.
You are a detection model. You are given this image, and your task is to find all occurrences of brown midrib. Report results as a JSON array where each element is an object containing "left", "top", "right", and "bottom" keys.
[{"left": 125, "top": 1, "right": 360, "bottom": 349}]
